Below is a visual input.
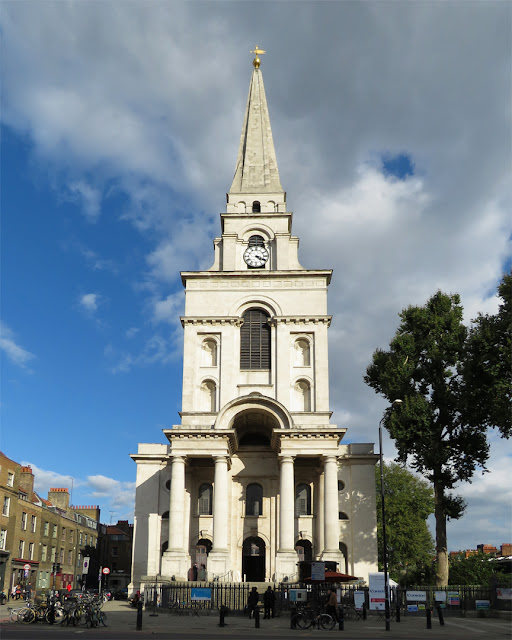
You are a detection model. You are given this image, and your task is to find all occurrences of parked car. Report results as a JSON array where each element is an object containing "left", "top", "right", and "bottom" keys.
[{"left": 115, "top": 588, "right": 128, "bottom": 600}]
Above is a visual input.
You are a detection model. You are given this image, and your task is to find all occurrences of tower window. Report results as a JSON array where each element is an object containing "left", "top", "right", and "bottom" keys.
[
  {"left": 240, "top": 308, "right": 271, "bottom": 370},
  {"left": 252, "top": 201, "right": 261, "bottom": 212},
  {"left": 198, "top": 483, "right": 213, "bottom": 515},
  {"left": 248, "top": 235, "right": 265, "bottom": 247},
  {"left": 295, "top": 483, "right": 312, "bottom": 516}
]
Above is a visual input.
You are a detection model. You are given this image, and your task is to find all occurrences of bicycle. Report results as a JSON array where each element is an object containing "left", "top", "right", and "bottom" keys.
[{"left": 292, "top": 607, "right": 336, "bottom": 630}]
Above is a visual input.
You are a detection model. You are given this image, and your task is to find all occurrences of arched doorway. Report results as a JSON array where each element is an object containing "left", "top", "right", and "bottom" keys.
[
  {"left": 295, "top": 539, "right": 313, "bottom": 563},
  {"left": 242, "top": 536, "right": 265, "bottom": 582},
  {"left": 195, "top": 538, "right": 212, "bottom": 576}
]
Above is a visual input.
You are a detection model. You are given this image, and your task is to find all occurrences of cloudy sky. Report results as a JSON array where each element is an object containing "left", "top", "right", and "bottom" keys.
[{"left": 2, "top": 2, "right": 510, "bottom": 548}]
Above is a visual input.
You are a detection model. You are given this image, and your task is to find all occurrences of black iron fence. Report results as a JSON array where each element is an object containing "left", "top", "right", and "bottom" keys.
[{"left": 142, "top": 582, "right": 509, "bottom": 617}]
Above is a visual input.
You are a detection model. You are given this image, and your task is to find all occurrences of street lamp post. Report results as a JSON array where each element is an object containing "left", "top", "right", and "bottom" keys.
[{"left": 379, "top": 399, "right": 402, "bottom": 632}]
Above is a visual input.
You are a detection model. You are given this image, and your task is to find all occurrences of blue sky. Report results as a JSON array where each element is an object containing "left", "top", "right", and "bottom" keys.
[{"left": 1, "top": 1, "right": 511, "bottom": 547}]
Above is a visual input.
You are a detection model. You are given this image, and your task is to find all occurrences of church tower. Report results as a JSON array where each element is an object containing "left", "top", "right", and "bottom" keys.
[{"left": 131, "top": 50, "right": 378, "bottom": 587}]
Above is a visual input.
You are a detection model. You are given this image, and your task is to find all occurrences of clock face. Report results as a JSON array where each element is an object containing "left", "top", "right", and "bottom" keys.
[{"left": 243, "top": 245, "right": 269, "bottom": 268}]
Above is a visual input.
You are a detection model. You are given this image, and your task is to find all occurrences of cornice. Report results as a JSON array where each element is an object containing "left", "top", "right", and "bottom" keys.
[{"left": 180, "top": 317, "right": 244, "bottom": 327}]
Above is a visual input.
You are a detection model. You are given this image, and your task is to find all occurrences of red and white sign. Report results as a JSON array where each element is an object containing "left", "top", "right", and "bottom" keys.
[
  {"left": 24, "top": 564, "right": 31, "bottom": 571},
  {"left": 102, "top": 567, "right": 110, "bottom": 575}
]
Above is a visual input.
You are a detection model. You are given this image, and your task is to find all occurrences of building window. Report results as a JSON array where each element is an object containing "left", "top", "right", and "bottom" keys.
[
  {"left": 2, "top": 497, "right": 10, "bottom": 516},
  {"left": 201, "top": 339, "right": 217, "bottom": 367},
  {"left": 21, "top": 512, "right": 27, "bottom": 530},
  {"left": 294, "top": 379, "right": 311, "bottom": 412},
  {"left": 69, "top": 530, "right": 74, "bottom": 542},
  {"left": 18, "top": 540, "right": 25, "bottom": 558},
  {"left": 68, "top": 550, "right": 73, "bottom": 564},
  {"left": 0, "top": 529, "right": 6, "bottom": 550},
  {"left": 240, "top": 308, "right": 271, "bottom": 370},
  {"left": 62, "top": 528, "right": 66, "bottom": 541},
  {"left": 252, "top": 201, "right": 261, "bottom": 213},
  {"left": 245, "top": 483, "right": 263, "bottom": 516},
  {"left": 198, "top": 483, "right": 213, "bottom": 515},
  {"left": 59, "top": 548, "right": 64, "bottom": 563},
  {"left": 111, "top": 546, "right": 119, "bottom": 558},
  {"left": 44, "top": 522, "right": 49, "bottom": 536},
  {"left": 79, "top": 532, "right": 82, "bottom": 545},
  {"left": 7, "top": 472, "right": 14, "bottom": 487},
  {"left": 42, "top": 545, "right": 47, "bottom": 561},
  {"left": 52, "top": 525, "right": 57, "bottom": 538},
  {"left": 51, "top": 547, "right": 56, "bottom": 562},
  {"left": 31, "top": 515, "right": 37, "bottom": 533},
  {"left": 338, "top": 481, "right": 347, "bottom": 519},
  {"left": 200, "top": 380, "right": 217, "bottom": 412},
  {"left": 295, "top": 483, "right": 312, "bottom": 516},
  {"left": 29, "top": 542, "right": 34, "bottom": 560},
  {"left": 77, "top": 552, "right": 81, "bottom": 567},
  {"left": 294, "top": 338, "right": 311, "bottom": 367}
]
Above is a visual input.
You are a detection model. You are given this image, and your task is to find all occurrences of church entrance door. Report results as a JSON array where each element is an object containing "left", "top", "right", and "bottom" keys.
[{"left": 242, "top": 536, "right": 265, "bottom": 582}]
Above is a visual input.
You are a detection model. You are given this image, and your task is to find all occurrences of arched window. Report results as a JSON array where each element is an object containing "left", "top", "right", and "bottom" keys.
[
  {"left": 240, "top": 309, "right": 271, "bottom": 370},
  {"left": 338, "top": 481, "right": 347, "bottom": 519},
  {"left": 252, "top": 201, "right": 261, "bottom": 212},
  {"left": 198, "top": 484, "right": 213, "bottom": 515},
  {"left": 201, "top": 380, "right": 216, "bottom": 412},
  {"left": 295, "top": 483, "right": 312, "bottom": 516},
  {"left": 201, "top": 339, "right": 217, "bottom": 367},
  {"left": 294, "top": 339, "right": 311, "bottom": 367},
  {"left": 294, "top": 380, "right": 311, "bottom": 411},
  {"left": 245, "top": 483, "right": 263, "bottom": 516},
  {"left": 248, "top": 235, "right": 265, "bottom": 247},
  {"left": 339, "top": 542, "right": 348, "bottom": 574}
]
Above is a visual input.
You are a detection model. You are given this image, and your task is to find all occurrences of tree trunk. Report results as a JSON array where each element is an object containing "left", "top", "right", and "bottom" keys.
[{"left": 434, "top": 477, "right": 448, "bottom": 586}]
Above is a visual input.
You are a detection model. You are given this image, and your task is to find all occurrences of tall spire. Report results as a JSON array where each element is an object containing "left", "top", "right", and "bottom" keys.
[{"left": 229, "top": 48, "right": 283, "bottom": 196}]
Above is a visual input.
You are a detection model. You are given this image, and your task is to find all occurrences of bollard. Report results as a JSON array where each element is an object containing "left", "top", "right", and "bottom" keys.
[
  {"left": 254, "top": 605, "right": 260, "bottom": 628},
  {"left": 136, "top": 600, "right": 143, "bottom": 630},
  {"left": 219, "top": 606, "right": 226, "bottom": 627},
  {"left": 290, "top": 606, "right": 297, "bottom": 629},
  {"left": 362, "top": 603, "right": 367, "bottom": 620},
  {"left": 338, "top": 606, "right": 344, "bottom": 631},
  {"left": 436, "top": 605, "right": 445, "bottom": 626},
  {"left": 426, "top": 606, "right": 432, "bottom": 629},
  {"left": 396, "top": 603, "right": 400, "bottom": 623}
]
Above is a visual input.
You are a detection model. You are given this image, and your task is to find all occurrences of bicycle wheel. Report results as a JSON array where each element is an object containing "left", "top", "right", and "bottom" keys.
[
  {"left": 99, "top": 611, "right": 108, "bottom": 627},
  {"left": 19, "top": 608, "right": 35, "bottom": 623},
  {"left": 319, "top": 613, "right": 335, "bottom": 630},
  {"left": 295, "top": 612, "right": 312, "bottom": 629},
  {"left": 9, "top": 608, "right": 21, "bottom": 622}
]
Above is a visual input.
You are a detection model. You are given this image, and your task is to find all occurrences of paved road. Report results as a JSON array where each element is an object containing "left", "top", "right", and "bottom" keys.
[{"left": 1, "top": 600, "right": 510, "bottom": 639}]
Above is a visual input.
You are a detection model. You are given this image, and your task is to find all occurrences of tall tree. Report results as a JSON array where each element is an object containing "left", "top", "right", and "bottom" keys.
[
  {"left": 376, "top": 462, "right": 435, "bottom": 582},
  {"left": 365, "top": 291, "right": 489, "bottom": 586},
  {"left": 461, "top": 272, "right": 512, "bottom": 436}
]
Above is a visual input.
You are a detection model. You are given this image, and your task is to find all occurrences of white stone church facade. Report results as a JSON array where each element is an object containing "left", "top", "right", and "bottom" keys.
[{"left": 130, "top": 53, "right": 378, "bottom": 589}]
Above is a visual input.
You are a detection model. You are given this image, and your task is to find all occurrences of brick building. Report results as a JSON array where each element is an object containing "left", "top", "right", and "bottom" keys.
[
  {"left": 0, "top": 452, "right": 101, "bottom": 595},
  {"left": 98, "top": 520, "right": 133, "bottom": 593}
]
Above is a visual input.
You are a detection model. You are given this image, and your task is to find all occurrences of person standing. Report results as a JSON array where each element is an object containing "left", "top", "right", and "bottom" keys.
[
  {"left": 263, "top": 586, "right": 275, "bottom": 619},
  {"left": 247, "top": 586, "right": 259, "bottom": 618},
  {"left": 326, "top": 588, "right": 338, "bottom": 622}
]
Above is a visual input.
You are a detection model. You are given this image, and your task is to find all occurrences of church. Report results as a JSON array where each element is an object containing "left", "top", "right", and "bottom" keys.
[{"left": 130, "top": 49, "right": 378, "bottom": 589}]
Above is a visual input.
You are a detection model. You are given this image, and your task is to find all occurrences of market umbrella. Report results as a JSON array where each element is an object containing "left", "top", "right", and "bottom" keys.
[{"left": 305, "top": 570, "right": 358, "bottom": 583}]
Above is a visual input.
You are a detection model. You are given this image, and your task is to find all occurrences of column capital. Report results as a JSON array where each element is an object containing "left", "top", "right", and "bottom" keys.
[
  {"left": 171, "top": 454, "right": 186, "bottom": 463},
  {"left": 213, "top": 454, "right": 229, "bottom": 463},
  {"left": 323, "top": 454, "right": 338, "bottom": 464},
  {"left": 278, "top": 455, "right": 295, "bottom": 465}
]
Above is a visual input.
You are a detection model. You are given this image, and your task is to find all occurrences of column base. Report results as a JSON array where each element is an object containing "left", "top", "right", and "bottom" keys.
[
  {"left": 160, "top": 550, "right": 191, "bottom": 581},
  {"left": 320, "top": 549, "right": 343, "bottom": 568},
  {"left": 206, "top": 550, "right": 231, "bottom": 581},
  {"left": 275, "top": 550, "right": 299, "bottom": 583}
]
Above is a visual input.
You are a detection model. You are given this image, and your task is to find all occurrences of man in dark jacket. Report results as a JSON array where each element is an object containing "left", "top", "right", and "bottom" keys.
[
  {"left": 263, "top": 586, "right": 275, "bottom": 619},
  {"left": 247, "top": 586, "right": 259, "bottom": 618}
]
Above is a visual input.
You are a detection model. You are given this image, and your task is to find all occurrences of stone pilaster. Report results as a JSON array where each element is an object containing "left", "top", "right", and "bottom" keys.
[
  {"left": 208, "top": 455, "right": 231, "bottom": 580},
  {"left": 321, "top": 455, "right": 343, "bottom": 566},
  {"left": 275, "top": 455, "right": 298, "bottom": 580}
]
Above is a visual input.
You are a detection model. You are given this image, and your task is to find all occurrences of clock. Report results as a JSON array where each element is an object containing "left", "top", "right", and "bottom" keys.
[{"left": 243, "top": 245, "right": 269, "bottom": 268}]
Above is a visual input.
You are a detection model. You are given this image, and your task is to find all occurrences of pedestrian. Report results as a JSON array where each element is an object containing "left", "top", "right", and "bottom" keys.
[
  {"left": 193, "top": 563, "right": 198, "bottom": 581},
  {"left": 326, "top": 588, "right": 338, "bottom": 622},
  {"left": 15, "top": 584, "right": 21, "bottom": 600},
  {"left": 263, "top": 586, "right": 275, "bottom": 619},
  {"left": 247, "top": 586, "right": 259, "bottom": 618},
  {"left": 0, "top": 590, "right": 6, "bottom": 605},
  {"left": 25, "top": 583, "right": 32, "bottom": 601}
]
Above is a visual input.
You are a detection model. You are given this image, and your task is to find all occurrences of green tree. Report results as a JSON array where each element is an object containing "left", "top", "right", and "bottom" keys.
[
  {"left": 448, "top": 552, "right": 512, "bottom": 586},
  {"left": 461, "top": 272, "right": 512, "bottom": 436},
  {"left": 365, "top": 291, "right": 489, "bottom": 586},
  {"left": 376, "top": 462, "right": 435, "bottom": 582}
]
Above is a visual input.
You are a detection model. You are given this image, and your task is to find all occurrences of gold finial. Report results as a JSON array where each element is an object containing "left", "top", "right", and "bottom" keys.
[{"left": 251, "top": 45, "right": 266, "bottom": 68}]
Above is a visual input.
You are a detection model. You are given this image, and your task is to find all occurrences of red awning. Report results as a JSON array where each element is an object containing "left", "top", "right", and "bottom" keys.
[{"left": 305, "top": 570, "right": 358, "bottom": 583}]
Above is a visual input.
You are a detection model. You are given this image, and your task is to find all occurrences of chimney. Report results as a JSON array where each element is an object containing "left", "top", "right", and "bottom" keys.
[
  {"left": 48, "top": 488, "right": 70, "bottom": 511},
  {"left": 19, "top": 466, "right": 35, "bottom": 497}
]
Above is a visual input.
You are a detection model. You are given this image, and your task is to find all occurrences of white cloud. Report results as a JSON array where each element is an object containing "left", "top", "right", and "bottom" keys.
[
  {"left": 86, "top": 475, "right": 135, "bottom": 512},
  {"left": 79, "top": 293, "right": 100, "bottom": 313},
  {"left": 22, "top": 462, "right": 78, "bottom": 498},
  {"left": 0, "top": 323, "right": 35, "bottom": 370},
  {"left": 66, "top": 180, "right": 102, "bottom": 221}
]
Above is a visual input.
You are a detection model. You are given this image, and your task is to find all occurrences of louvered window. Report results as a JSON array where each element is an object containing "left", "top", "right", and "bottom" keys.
[
  {"left": 198, "top": 484, "right": 213, "bottom": 515},
  {"left": 295, "top": 483, "right": 311, "bottom": 516},
  {"left": 240, "top": 309, "right": 271, "bottom": 370}
]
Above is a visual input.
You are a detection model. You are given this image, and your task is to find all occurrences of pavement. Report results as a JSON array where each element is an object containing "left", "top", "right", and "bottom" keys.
[{"left": 0, "top": 599, "right": 511, "bottom": 639}]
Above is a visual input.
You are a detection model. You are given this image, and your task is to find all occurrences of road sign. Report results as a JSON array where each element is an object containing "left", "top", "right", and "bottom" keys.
[
  {"left": 24, "top": 564, "right": 31, "bottom": 571},
  {"left": 102, "top": 567, "right": 110, "bottom": 575}
]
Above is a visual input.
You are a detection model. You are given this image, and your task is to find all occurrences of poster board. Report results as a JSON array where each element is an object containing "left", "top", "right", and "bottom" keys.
[{"left": 368, "top": 572, "right": 385, "bottom": 610}]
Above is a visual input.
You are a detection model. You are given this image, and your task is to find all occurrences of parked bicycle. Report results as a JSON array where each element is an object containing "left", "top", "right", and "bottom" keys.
[{"left": 292, "top": 607, "right": 336, "bottom": 630}]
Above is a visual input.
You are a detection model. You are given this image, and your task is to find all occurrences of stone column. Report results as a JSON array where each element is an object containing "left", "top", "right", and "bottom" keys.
[
  {"left": 279, "top": 456, "right": 295, "bottom": 551},
  {"left": 212, "top": 456, "right": 228, "bottom": 551},
  {"left": 321, "top": 455, "right": 342, "bottom": 565},
  {"left": 275, "top": 455, "right": 297, "bottom": 580},
  {"left": 168, "top": 456, "right": 186, "bottom": 550}
]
